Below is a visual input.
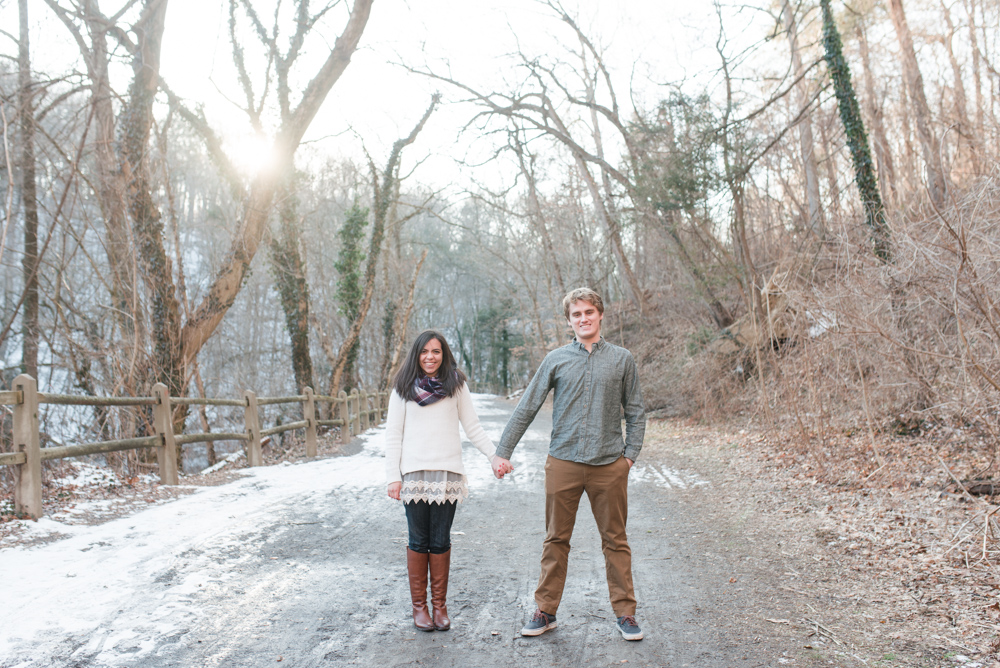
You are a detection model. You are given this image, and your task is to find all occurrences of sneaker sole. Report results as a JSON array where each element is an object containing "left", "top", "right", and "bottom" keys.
[
  {"left": 619, "top": 628, "right": 644, "bottom": 641},
  {"left": 521, "top": 621, "right": 557, "bottom": 637}
]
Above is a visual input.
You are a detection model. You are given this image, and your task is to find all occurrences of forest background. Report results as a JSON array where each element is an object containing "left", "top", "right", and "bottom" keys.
[{"left": 0, "top": 0, "right": 999, "bottom": 478}]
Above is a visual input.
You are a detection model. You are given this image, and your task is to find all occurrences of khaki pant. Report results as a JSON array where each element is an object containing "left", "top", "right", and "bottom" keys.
[{"left": 535, "top": 454, "right": 636, "bottom": 617}]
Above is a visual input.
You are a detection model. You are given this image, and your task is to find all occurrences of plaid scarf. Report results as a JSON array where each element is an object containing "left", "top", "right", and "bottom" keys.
[{"left": 414, "top": 374, "right": 449, "bottom": 406}]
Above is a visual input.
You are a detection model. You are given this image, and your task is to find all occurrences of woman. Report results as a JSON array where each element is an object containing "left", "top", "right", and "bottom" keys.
[{"left": 384, "top": 330, "right": 510, "bottom": 632}]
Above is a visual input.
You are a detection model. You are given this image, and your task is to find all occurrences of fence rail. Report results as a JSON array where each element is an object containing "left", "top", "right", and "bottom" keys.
[{"left": 1, "top": 374, "right": 387, "bottom": 520}]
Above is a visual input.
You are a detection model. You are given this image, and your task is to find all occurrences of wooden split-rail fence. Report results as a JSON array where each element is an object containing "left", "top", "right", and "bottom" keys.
[{"left": 0, "top": 374, "right": 388, "bottom": 520}]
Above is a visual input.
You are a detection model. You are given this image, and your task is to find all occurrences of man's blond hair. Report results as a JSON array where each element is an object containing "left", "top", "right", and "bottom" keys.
[{"left": 562, "top": 287, "right": 604, "bottom": 320}]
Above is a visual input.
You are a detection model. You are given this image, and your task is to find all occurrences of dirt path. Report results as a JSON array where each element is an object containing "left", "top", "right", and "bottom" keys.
[{"left": 2, "top": 397, "right": 937, "bottom": 668}]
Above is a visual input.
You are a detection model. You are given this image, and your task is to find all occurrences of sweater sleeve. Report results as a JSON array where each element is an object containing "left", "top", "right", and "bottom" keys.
[
  {"left": 384, "top": 390, "right": 405, "bottom": 484},
  {"left": 456, "top": 384, "right": 496, "bottom": 460}
]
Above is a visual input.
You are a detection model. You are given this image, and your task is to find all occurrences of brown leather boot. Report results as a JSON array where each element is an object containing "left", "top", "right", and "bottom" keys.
[
  {"left": 429, "top": 549, "right": 451, "bottom": 631},
  {"left": 406, "top": 548, "right": 434, "bottom": 631}
]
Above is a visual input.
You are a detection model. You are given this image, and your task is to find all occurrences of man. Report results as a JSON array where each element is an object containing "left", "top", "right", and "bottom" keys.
[{"left": 492, "top": 287, "right": 646, "bottom": 641}]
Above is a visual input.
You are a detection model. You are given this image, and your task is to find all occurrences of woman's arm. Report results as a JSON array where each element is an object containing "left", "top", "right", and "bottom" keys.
[{"left": 384, "top": 390, "right": 405, "bottom": 485}]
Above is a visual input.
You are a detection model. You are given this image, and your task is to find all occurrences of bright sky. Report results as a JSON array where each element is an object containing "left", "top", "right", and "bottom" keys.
[
  {"left": 162, "top": 0, "right": 724, "bottom": 187},
  {"left": 11, "top": 0, "right": 772, "bottom": 191}
]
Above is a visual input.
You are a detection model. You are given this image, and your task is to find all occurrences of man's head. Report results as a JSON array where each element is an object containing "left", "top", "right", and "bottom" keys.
[{"left": 563, "top": 287, "right": 604, "bottom": 344}]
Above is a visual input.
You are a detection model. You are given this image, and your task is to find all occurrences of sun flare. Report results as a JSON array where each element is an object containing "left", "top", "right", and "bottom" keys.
[{"left": 228, "top": 133, "right": 279, "bottom": 177}]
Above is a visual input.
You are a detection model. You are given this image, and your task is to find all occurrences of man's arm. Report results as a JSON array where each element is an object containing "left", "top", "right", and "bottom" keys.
[
  {"left": 621, "top": 352, "right": 646, "bottom": 463},
  {"left": 495, "top": 357, "right": 555, "bottom": 460}
]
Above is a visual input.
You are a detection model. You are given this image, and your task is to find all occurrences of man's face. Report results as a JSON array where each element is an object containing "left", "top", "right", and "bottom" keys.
[{"left": 567, "top": 299, "right": 603, "bottom": 343}]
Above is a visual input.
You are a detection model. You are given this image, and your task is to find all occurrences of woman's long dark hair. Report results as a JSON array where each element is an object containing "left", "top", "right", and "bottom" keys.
[{"left": 393, "top": 330, "right": 467, "bottom": 402}]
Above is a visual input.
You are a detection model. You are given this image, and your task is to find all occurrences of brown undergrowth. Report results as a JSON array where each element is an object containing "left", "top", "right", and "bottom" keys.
[{"left": 646, "top": 417, "right": 1000, "bottom": 665}]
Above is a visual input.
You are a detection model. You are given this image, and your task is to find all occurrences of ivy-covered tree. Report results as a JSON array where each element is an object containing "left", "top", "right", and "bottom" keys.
[
  {"left": 270, "top": 170, "right": 313, "bottom": 393},
  {"left": 333, "top": 204, "right": 369, "bottom": 389},
  {"left": 820, "top": 0, "right": 892, "bottom": 263}
]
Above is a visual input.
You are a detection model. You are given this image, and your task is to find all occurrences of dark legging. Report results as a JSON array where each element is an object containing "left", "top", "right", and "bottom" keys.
[{"left": 404, "top": 500, "right": 457, "bottom": 554}]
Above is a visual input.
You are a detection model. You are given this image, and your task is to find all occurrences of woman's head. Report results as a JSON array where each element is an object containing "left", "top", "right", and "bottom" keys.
[{"left": 393, "top": 330, "right": 467, "bottom": 401}]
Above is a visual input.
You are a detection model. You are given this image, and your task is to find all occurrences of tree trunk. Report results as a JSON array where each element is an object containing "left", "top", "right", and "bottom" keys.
[
  {"left": 572, "top": 154, "right": 645, "bottom": 312},
  {"left": 962, "top": 0, "right": 985, "bottom": 156},
  {"left": 887, "top": 0, "right": 947, "bottom": 208},
  {"left": 270, "top": 173, "right": 314, "bottom": 393},
  {"left": 820, "top": 0, "right": 891, "bottom": 262},
  {"left": 328, "top": 95, "right": 438, "bottom": 395},
  {"left": 18, "top": 0, "right": 38, "bottom": 379},
  {"left": 578, "top": 69, "right": 646, "bottom": 312},
  {"left": 381, "top": 249, "right": 428, "bottom": 389},
  {"left": 512, "top": 139, "right": 565, "bottom": 295},
  {"left": 42, "top": 0, "right": 143, "bottom": 352},
  {"left": 782, "top": 0, "right": 824, "bottom": 236},
  {"left": 656, "top": 210, "right": 734, "bottom": 328},
  {"left": 857, "top": 21, "right": 898, "bottom": 208},
  {"left": 115, "top": 0, "right": 188, "bottom": 466},
  {"left": 940, "top": 1, "right": 978, "bottom": 173},
  {"left": 118, "top": 0, "right": 183, "bottom": 396}
]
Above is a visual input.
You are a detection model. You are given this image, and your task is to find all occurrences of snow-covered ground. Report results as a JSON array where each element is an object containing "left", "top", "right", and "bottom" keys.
[{"left": 1, "top": 422, "right": 391, "bottom": 667}]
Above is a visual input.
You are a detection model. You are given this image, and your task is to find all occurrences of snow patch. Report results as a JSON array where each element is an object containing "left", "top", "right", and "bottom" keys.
[{"left": 0, "top": 424, "right": 389, "bottom": 664}]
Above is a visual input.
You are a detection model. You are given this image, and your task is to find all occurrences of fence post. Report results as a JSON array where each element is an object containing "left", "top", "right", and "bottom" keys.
[
  {"left": 338, "top": 390, "right": 349, "bottom": 444},
  {"left": 360, "top": 390, "right": 369, "bottom": 431},
  {"left": 152, "top": 383, "right": 179, "bottom": 485},
  {"left": 351, "top": 389, "right": 361, "bottom": 435},
  {"left": 303, "top": 387, "right": 317, "bottom": 458},
  {"left": 244, "top": 390, "right": 262, "bottom": 467},
  {"left": 12, "top": 374, "right": 41, "bottom": 519}
]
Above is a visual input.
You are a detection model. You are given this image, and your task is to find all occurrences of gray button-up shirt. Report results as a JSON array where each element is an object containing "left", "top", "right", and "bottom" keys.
[{"left": 496, "top": 337, "right": 646, "bottom": 465}]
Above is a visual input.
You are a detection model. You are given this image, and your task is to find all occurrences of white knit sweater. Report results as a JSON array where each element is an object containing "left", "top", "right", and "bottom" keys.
[{"left": 384, "top": 383, "right": 496, "bottom": 484}]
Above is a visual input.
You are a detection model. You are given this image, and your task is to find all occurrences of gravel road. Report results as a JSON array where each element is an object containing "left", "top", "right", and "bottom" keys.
[{"left": 2, "top": 396, "right": 799, "bottom": 668}]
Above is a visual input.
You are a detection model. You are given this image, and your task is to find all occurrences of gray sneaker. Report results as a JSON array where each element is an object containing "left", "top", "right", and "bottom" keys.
[
  {"left": 521, "top": 609, "right": 557, "bottom": 636},
  {"left": 616, "top": 615, "right": 643, "bottom": 640}
]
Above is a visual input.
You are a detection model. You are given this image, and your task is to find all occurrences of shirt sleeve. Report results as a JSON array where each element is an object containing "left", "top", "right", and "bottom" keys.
[
  {"left": 384, "top": 390, "right": 405, "bottom": 484},
  {"left": 621, "top": 352, "right": 646, "bottom": 462},
  {"left": 456, "top": 383, "right": 496, "bottom": 460},
  {"left": 496, "top": 355, "right": 555, "bottom": 459}
]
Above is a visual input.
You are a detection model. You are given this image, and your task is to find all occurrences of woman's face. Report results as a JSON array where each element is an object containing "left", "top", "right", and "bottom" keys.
[{"left": 419, "top": 339, "right": 443, "bottom": 377}]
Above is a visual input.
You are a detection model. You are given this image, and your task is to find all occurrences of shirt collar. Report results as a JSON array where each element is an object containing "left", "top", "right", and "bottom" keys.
[{"left": 572, "top": 336, "right": 605, "bottom": 351}]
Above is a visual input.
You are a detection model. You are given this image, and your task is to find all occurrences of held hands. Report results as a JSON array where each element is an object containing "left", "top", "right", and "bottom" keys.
[
  {"left": 491, "top": 455, "right": 513, "bottom": 479},
  {"left": 387, "top": 481, "right": 402, "bottom": 501}
]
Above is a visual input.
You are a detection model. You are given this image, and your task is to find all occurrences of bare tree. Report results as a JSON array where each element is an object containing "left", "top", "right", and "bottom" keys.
[
  {"left": 782, "top": 0, "right": 824, "bottom": 236},
  {"left": 856, "top": 18, "right": 898, "bottom": 208},
  {"left": 380, "top": 248, "right": 428, "bottom": 389},
  {"left": 179, "top": 0, "right": 373, "bottom": 373},
  {"left": 327, "top": 95, "right": 439, "bottom": 395},
  {"left": 887, "top": 0, "right": 947, "bottom": 208},
  {"left": 938, "top": 0, "right": 978, "bottom": 174},
  {"left": 43, "top": 0, "right": 143, "bottom": 358},
  {"left": 510, "top": 131, "right": 566, "bottom": 295},
  {"left": 224, "top": 0, "right": 356, "bottom": 394}
]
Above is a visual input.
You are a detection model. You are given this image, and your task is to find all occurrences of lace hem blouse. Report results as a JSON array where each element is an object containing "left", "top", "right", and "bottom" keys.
[{"left": 401, "top": 470, "right": 468, "bottom": 505}]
